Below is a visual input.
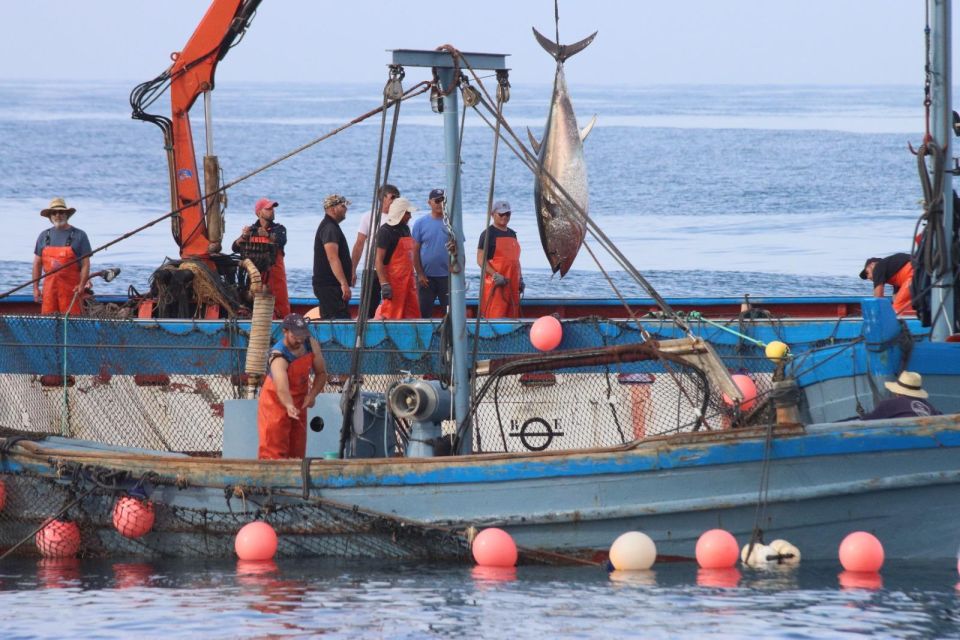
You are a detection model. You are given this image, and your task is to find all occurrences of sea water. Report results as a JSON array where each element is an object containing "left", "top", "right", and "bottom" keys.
[
  {"left": 0, "top": 81, "right": 928, "bottom": 300},
  {"left": 1, "top": 557, "right": 959, "bottom": 639},
  {"left": 3, "top": 82, "right": 956, "bottom": 637}
]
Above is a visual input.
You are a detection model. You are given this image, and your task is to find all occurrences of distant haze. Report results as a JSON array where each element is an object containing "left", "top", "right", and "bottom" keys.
[{"left": 2, "top": 1, "right": 958, "bottom": 86}]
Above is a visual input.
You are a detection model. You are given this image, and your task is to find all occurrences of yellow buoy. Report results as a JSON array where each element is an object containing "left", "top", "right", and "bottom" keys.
[{"left": 764, "top": 340, "right": 790, "bottom": 363}]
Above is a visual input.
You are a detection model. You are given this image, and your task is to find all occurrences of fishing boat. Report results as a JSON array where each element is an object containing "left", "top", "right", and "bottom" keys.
[{"left": 1, "top": 0, "right": 959, "bottom": 563}]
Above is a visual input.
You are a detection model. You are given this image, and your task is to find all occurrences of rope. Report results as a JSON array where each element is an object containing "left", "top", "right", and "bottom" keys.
[
  {"left": 340, "top": 76, "right": 408, "bottom": 457},
  {"left": 0, "top": 82, "right": 431, "bottom": 302}
]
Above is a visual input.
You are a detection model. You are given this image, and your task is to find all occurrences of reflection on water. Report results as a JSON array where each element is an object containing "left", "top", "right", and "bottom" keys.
[{"left": 0, "top": 559, "right": 958, "bottom": 638}]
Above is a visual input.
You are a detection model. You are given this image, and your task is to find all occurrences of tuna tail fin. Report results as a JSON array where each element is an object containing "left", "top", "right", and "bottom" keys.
[
  {"left": 532, "top": 27, "right": 598, "bottom": 63},
  {"left": 527, "top": 127, "right": 542, "bottom": 154},
  {"left": 580, "top": 115, "right": 597, "bottom": 142}
]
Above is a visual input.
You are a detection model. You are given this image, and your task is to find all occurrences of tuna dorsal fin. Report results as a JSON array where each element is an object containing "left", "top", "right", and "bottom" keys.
[
  {"left": 527, "top": 127, "right": 542, "bottom": 154},
  {"left": 580, "top": 115, "right": 597, "bottom": 142},
  {"left": 532, "top": 27, "right": 598, "bottom": 63}
]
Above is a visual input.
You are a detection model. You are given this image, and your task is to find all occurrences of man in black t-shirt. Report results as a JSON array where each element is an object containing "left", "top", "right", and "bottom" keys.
[
  {"left": 312, "top": 194, "right": 353, "bottom": 319},
  {"left": 859, "top": 253, "right": 914, "bottom": 315},
  {"left": 861, "top": 370, "right": 941, "bottom": 420}
]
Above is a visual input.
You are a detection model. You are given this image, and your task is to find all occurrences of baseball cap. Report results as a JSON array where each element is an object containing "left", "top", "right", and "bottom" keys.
[
  {"left": 429, "top": 188, "right": 445, "bottom": 201},
  {"left": 255, "top": 197, "right": 278, "bottom": 214},
  {"left": 859, "top": 257, "right": 881, "bottom": 280},
  {"left": 323, "top": 194, "right": 352, "bottom": 209},
  {"left": 492, "top": 200, "right": 511, "bottom": 215},
  {"left": 281, "top": 313, "right": 310, "bottom": 338}
]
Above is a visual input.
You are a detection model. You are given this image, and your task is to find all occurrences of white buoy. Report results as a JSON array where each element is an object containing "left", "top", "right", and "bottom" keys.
[
  {"left": 608, "top": 531, "right": 657, "bottom": 571},
  {"left": 740, "top": 542, "right": 776, "bottom": 567},
  {"left": 768, "top": 539, "right": 801, "bottom": 565}
]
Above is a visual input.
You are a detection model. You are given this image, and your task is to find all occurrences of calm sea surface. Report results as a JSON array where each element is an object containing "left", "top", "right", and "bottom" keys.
[
  {"left": 2, "top": 81, "right": 955, "bottom": 637},
  {"left": 0, "top": 81, "right": 930, "bottom": 299},
  {"left": 1, "top": 558, "right": 959, "bottom": 639}
]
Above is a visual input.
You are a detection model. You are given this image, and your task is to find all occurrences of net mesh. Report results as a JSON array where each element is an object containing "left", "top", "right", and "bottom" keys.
[{"left": 0, "top": 313, "right": 856, "bottom": 454}]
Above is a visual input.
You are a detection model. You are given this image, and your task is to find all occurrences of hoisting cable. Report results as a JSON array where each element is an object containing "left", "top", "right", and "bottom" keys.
[
  {"left": 453, "top": 54, "right": 692, "bottom": 336},
  {"left": 339, "top": 72, "right": 408, "bottom": 458},
  {"left": 0, "top": 81, "right": 431, "bottom": 301},
  {"left": 469, "top": 71, "right": 506, "bottom": 427}
]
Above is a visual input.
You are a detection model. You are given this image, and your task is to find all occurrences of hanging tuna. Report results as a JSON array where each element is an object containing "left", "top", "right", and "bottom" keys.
[{"left": 528, "top": 27, "right": 598, "bottom": 276}]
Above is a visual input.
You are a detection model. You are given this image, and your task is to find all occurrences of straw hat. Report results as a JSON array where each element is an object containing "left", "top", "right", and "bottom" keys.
[
  {"left": 40, "top": 197, "right": 76, "bottom": 219},
  {"left": 884, "top": 371, "right": 928, "bottom": 399}
]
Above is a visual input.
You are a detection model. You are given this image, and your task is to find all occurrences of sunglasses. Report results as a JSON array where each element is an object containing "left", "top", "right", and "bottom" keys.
[
  {"left": 495, "top": 211, "right": 512, "bottom": 217},
  {"left": 432, "top": 197, "right": 445, "bottom": 203}
]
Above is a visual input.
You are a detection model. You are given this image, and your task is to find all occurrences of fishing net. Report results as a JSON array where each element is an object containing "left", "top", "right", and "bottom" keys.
[
  {"left": 0, "top": 466, "right": 471, "bottom": 560},
  {"left": 0, "top": 313, "right": 862, "bottom": 455}
]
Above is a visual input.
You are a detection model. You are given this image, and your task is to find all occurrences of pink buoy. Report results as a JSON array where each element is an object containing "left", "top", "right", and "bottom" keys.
[
  {"left": 530, "top": 316, "right": 563, "bottom": 352},
  {"left": 839, "top": 531, "right": 884, "bottom": 572},
  {"left": 722, "top": 374, "right": 757, "bottom": 411},
  {"left": 0, "top": 478, "right": 6, "bottom": 512},
  {"left": 695, "top": 529, "right": 739, "bottom": 569},
  {"left": 235, "top": 521, "right": 278, "bottom": 561},
  {"left": 35, "top": 519, "right": 81, "bottom": 559},
  {"left": 472, "top": 527, "right": 518, "bottom": 567},
  {"left": 112, "top": 496, "right": 155, "bottom": 539}
]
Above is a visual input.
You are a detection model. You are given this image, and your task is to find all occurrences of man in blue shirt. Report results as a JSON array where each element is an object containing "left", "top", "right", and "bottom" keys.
[{"left": 412, "top": 188, "right": 453, "bottom": 318}]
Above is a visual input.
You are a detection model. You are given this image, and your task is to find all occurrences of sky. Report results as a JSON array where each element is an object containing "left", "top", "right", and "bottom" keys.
[{"left": 2, "top": 1, "right": 958, "bottom": 86}]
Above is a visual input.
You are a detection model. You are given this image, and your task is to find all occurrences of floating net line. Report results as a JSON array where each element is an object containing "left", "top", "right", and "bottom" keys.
[
  {"left": 0, "top": 464, "right": 472, "bottom": 561},
  {"left": 0, "top": 314, "right": 866, "bottom": 455}
]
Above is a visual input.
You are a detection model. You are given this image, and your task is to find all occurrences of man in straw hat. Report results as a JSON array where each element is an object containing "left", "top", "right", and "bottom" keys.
[
  {"left": 32, "top": 197, "right": 91, "bottom": 315},
  {"left": 374, "top": 196, "right": 420, "bottom": 319},
  {"left": 861, "top": 370, "right": 941, "bottom": 420},
  {"left": 312, "top": 194, "right": 353, "bottom": 319}
]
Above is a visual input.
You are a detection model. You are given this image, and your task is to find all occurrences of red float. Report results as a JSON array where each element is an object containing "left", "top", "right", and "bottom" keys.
[
  {"left": 112, "top": 496, "right": 155, "bottom": 539},
  {"left": 35, "top": 519, "right": 81, "bottom": 558},
  {"left": 472, "top": 527, "right": 518, "bottom": 567}
]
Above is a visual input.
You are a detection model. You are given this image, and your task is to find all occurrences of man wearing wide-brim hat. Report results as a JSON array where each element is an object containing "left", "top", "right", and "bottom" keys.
[
  {"left": 373, "top": 197, "right": 420, "bottom": 319},
  {"left": 32, "top": 197, "right": 91, "bottom": 315},
  {"left": 861, "top": 370, "right": 942, "bottom": 420}
]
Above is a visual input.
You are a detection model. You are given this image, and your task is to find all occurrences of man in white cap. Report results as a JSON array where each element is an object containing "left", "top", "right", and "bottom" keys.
[
  {"left": 374, "top": 196, "right": 420, "bottom": 319},
  {"left": 861, "top": 371, "right": 941, "bottom": 420},
  {"left": 477, "top": 199, "right": 523, "bottom": 319},
  {"left": 32, "top": 197, "right": 91, "bottom": 315}
]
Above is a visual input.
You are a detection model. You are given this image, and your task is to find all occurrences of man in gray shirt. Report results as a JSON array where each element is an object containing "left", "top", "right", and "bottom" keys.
[{"left": 32, "top": 197, "right": 91, "bottom": 315}]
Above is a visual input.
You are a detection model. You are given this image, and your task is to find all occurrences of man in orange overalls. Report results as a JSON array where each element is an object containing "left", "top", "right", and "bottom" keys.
[
  {"left": 374, "top": 197, "right": 420, "bottom": 319},
  {"left": 477, "top": 200, "right": 523, "bottom": 319},
  {"left": 233, "top": 197, "right": 290, "bottom": 319},
  {"left": 32, "top": 197, "right": 91, "bottom": 315},
  {"left": 257, "top": 313, "right": 328, "bottom": 460},
  {"left": 860, "top": 254, "right": 914, "bottom": 315}
]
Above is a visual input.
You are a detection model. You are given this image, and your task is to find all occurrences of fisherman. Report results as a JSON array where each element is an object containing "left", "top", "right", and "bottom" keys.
[
  {"left": 257, "top": 313, "right": 328, "bottom": 460},
  {"left": 477, "top": 200, "right": 524, "bottom": 319},
  {"left": 860, "top": 253, "right": 914, "bottom": 315},
  {"left": 861, "top": 371, "right": 941, "bottom": 420},
  {"left": 412, "top": 188, "right": 452, "bottom": 318},
  {"left": 32, "top": 197, "right": 91, "bottom": 315},
  {"left": 375, "top": 196, "right": 420, "bottom": 319},
  {"left": 351, "top": 184, "right": 400, "bottom": 318},
  {"left": 233, "top": 197, "right": 289, "bottom": 318},
  {"left": 312, "top": 194, "right": 353, "bottom": 320}
]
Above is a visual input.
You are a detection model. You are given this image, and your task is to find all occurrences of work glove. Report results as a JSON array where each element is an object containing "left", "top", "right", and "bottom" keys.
[
  {"left": 381, "top": 282, "right": 394, "bottom": 300},
  {"left": 492, "top": 273, "right": 507, "bottom": 288},
  {"left": 519, "top": 278, "right": 526, "bottom": 295}
]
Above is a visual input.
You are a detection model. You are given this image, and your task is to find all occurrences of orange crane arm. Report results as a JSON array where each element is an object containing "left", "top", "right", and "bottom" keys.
[{"left": 131, "top": 0, "right": 261, "bottom": 260}]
